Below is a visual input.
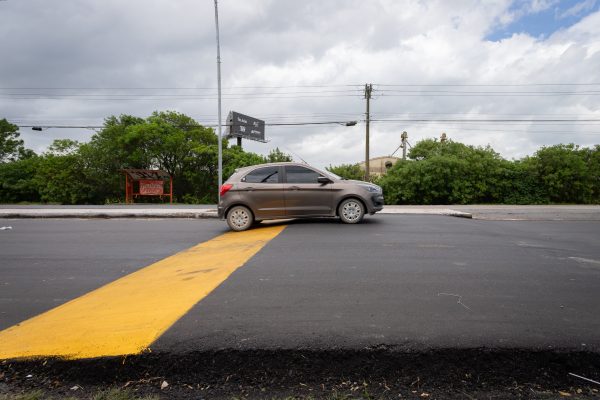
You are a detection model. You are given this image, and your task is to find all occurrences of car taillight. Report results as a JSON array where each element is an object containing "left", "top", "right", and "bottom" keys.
[{"left": 220, "top": 183, "right": 233, "bottom": 196}]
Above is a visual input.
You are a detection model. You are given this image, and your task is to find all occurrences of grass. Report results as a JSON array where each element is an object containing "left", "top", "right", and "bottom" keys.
[
  {"left": 0, "top": 389, "right": 158, "bottom": 400},
  {"left": 0, "top": 390, "right": 51, "bottom": 400}
]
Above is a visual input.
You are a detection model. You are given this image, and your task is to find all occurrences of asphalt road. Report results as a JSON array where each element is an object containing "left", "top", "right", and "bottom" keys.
[
  {"left": 0, "top": 219, "right": 228, "bottom": 331},
  {"left": 1, "top": 215, "right": 600, "bottom": 357}
]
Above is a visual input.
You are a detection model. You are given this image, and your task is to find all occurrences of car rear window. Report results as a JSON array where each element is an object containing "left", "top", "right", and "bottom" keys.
[{"left": 244, "top": 166, "right": 279, "bottom": 183}]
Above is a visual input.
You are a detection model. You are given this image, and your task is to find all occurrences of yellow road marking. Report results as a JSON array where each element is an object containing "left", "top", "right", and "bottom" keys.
[{"left": 0, "top": 225, "right": 286, "bottom": 360}]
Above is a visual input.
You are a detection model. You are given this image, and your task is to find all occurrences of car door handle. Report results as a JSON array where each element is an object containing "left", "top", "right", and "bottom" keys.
[{"left": 289, "top": 186, "right": 300, "bottom": 190}]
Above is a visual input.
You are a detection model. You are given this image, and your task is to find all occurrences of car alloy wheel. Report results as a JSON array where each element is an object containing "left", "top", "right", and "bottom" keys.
[
  {"left": 227, "top": 206, "right": 254, "bottom": 231},
  {"left": 339, "top": 198, "right": 364, "bottom": 224}
]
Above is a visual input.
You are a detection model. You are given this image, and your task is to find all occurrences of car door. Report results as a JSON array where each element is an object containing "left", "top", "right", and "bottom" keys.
[
  {"left": 238, "top": 166, "right": 285, "bottom": 219},
  {"left": 283, "top": 165, "right": 333, "bottom": 217}
]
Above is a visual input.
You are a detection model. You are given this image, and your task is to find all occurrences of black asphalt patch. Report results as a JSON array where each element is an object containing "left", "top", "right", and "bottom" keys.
[{"left": 153, "top": 215, "right": 600, "bottom": 352}]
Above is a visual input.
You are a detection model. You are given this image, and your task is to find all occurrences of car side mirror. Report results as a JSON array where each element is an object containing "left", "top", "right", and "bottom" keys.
[{"left": 318, "top": 176, "right": 332, "bottom": 184}]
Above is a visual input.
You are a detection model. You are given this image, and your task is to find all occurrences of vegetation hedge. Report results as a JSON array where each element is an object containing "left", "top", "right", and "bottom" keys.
[{"left": 1, "top": 114, "right": 598, "bottom": 204}]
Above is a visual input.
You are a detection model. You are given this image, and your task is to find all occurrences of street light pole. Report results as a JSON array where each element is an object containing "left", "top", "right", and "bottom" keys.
[
  {"left": 364, "top": 83, "right": 373, "bottom": 181},
  {"left": 214, "top": 0, "right": 223, "bottom": 201}
]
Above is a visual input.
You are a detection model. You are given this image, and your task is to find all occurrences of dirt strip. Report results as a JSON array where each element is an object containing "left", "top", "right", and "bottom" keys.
[{"left": 2, "top": 349, "right": 600, "bottom": 399}]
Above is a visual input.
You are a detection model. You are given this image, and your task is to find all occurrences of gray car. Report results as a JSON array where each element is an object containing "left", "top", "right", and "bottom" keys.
[{"left": 218, "top": 162, "right": 384, "bottom": 231}]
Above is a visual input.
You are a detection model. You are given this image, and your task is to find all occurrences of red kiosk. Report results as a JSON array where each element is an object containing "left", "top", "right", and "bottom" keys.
[{"left": 122, "top": 169, "right": 173, "bottom": 204}]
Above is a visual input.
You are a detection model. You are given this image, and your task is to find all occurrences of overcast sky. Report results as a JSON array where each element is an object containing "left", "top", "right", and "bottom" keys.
[{"left": 1, "top": 0, "right": 599, "bottom": 169}]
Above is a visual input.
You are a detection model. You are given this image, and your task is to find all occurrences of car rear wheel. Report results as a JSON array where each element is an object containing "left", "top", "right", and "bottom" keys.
[
  {"left": 227, "top": 205, "right": 254, "bottom": 231},
  {"left": 338, "top": 198, "right": 364, "bottom": 224}
]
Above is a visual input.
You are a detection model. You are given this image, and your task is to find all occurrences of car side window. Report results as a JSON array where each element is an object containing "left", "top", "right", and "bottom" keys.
[
  {"left": 285, "top": 166, "right": 320, "bottom": 184},
  {"left": 243, "top": 166, "right": 279, "bottom": 183}
]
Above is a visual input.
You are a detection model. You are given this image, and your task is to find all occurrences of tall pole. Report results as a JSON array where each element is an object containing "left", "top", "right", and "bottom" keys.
[
  {"left": 401, "top": 131, "right": 408, "bottom": 160},
  {"left": 364, "top": 83, "right": 372, "bottom": 181},
  {"left": 214, "top": 0, "right": 223, "bottom": 201}
]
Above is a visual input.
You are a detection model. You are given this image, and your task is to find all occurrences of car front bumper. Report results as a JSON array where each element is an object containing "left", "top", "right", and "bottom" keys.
[{"left": 370, "top": 194, "right": 384, "bottom": 213}]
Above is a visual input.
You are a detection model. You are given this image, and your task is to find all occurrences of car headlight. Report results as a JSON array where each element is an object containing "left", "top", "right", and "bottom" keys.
[{"left": 358, "top": 183, "right": 382, "bottom": 193}]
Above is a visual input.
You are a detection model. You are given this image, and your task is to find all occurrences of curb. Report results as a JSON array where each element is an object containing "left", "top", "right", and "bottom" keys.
[
  {"left": 0, "top": 208, "right": 472, "bottom": 219},
  {"left": 378, "top": 208, "right": 473, "bottom": 219},
  {"left": 0, "top": 209, "right": 220, "bottom": 219}
]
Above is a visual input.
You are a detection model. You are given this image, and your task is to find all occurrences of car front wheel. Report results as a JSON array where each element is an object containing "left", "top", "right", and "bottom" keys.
[
  {"left": 227, "top": 205, "right": 254, "bottom": 231},
  {"left": 338, "top": 198, "right": 365, "bottom": 224}
]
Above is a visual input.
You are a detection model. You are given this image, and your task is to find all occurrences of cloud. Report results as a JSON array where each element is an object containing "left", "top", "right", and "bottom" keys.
[
  {"left": 557, "top": 0, "right": 597, "bottom": 19},
  {"left": 528, "top": 0, "right": 560, "bottom": 13},
  {"left": 0, "top": 0, "right": 598, "bottom": 169},
  {"left": 494, "top": 0, "right": 559, "bottom": 28}
]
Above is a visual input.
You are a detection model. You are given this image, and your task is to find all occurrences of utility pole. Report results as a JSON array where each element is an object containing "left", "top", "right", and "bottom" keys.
[
  {"left": 214, "top": 0, "right": 223, "bottom": 201},
  {"left": 440, "top": 132, "right": 447, "bottom": 143},
  {"left": 364, "top": 83, "right": 373, "bottom": 181},
  {"left": 401, "top": 131, "right": 408, "bottom": 160}
]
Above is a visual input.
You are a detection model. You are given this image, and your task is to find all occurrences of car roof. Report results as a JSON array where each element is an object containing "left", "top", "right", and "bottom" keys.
[{"left": 234, "top": 162, "right": 312, "bottom": 172}]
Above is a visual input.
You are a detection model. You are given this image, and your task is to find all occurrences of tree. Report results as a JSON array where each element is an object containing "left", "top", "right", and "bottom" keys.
[
  {"left": 80, "top": 111, "right": 286, "bottom": 204},
  {"left": 0, "top": 119, "right": 25, "bottom": 163},
  {"left": 7, "top": 113, "right": 596, "bottom": 206},
  {"left": 380, "top": 139, "right": 518, "bottom": 204},
  {"left": 132, "top": 111, "right": 218, "bottom": 201},
  {"left": 81, "top": 112, "right": 218, "bottom": 202},
  {"left": 589, "top": 145, "right": 600, "bottom": 202},
  {"left": 267, "top": 147, "right": 292, "bottom": 163},
  {"left": 33, "top": 139, "right": 95, "bottom": 204},
  {"left": 0, "top": 156, "right": 40, "bottom": 203},
  {"left": 76, "top": 114, "right": 147, "bottom": 203},
  {"left": 326, "top": 163, "right": 364, "bottom": 180},
  {"left": 528, "top": 144, "right": 598, "bottom": 203},
  {"left": 223, "top": 146, "right": 265, "bottom": 179}
]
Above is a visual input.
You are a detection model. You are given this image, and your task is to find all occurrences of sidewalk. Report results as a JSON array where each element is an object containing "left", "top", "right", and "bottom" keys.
[
  {"left": 0, "top": 206, "right": 219, "bottom": 219},
  {"left": 0, "top": 204, "right": 471, "bottom": 219},
  {"left": 1, "top": 204, "right": 599, "bottom": 220}
]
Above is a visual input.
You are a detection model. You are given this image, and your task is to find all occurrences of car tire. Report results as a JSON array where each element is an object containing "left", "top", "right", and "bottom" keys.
[
  {"left": 338, "top": 198, "right": 365, "bottom": 224},
  {"left": 227, "top": 205, "right": 254, "bottom": 231}
]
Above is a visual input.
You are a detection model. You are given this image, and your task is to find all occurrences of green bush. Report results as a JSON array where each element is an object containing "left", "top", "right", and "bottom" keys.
[
  {"left": 326, "top": 163, "right": 364, "bottom": 180},
  {"left": 1, "top": 113, "right": 597, "bottom": 205},
  {"left": 372, "top": 140, "right": 599, "bottom": 205}
]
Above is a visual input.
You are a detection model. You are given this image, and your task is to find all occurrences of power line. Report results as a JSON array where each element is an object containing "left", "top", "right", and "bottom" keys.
[
  {"left": 371, "top": 112, "right": 600, "bottom": 117},
  {"left": 4, "top": 92, "right": 599, "bottom": 100},
  {"left": 10, "top": 112, "right": 598, "bottom": 123},
  {"left": 8, "top": 115, "right": 366, "bottom": 126},
  {"left": 0, "top": 90, "right": 362, "bottom": 96},
  {"left": 370, "top": 118, "right": 600, "bottom": 123},
  {"left": 15, "top": 117, "right": 600, "bottom": 135},
  {"left": 3, "top": 83, "right": 598, "bottom": 90},
  {"left": 375, "top": 83, "right": 600, "bottom": 86},
  {"left": 440, "top": 126, "right": 600, "bottom": 136},
  {"left": 1, "top": 94, "right": 363, "bottom": 101},
  {"left": 378, "top": 93, "right": 600, "bottom": 97},
  {"left": 0, "top": 84, "right": 363, "bottom": 90},
  {"left": 378, "top": 90, "right": 600, "bottom": 93},
  {"left": 15, "top": 120, "right": 360, "bottom": 130}
]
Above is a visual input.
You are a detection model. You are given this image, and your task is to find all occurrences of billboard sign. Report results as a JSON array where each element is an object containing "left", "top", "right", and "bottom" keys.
[
  {"left": 139, "top": 180, "right": 164, "bottom": 195},
  {"left": 227, "top": 111, "right": 265, "bottom": 142}
]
